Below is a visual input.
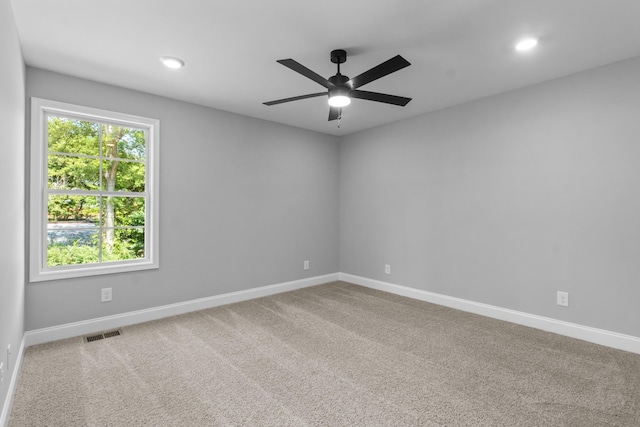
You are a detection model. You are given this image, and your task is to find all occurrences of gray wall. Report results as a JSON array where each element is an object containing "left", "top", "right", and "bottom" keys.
[
  {"left": 25, "top": 68, "right": 340, "bottom": 330},
  {"left": 20, "top": 46, "right": 640, "bottom": 340},
  {"left": 340, "top": 56, "right": 640, "bottom": 337},
  {"left": 0, "top": 0, "right": 25, "bottom": 413}
]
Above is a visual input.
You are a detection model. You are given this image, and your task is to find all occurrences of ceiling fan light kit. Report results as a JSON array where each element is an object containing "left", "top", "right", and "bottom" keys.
[
  {"left": 328, "top": 95, "right": 351, "bottom": 108},
  {"left": 264, "top": 49, "right": 411, "bottom": 121},
  {"left": 328, "top": 90, "right": 351, "bottom": 107}
]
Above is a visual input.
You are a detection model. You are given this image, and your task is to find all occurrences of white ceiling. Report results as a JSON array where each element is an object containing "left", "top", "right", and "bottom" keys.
[{"left": 10, "top": 0, "right": 640, "bottom": 136}]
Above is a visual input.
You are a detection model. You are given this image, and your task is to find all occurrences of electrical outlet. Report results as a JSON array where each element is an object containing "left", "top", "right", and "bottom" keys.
[
  {"left": 101, "top": 287, "right": 113, "bottom": 302},
  {"left": 304, "top": 260, "right": 309, "bottom": 270},
  {"left": 557, "top": 291, "right": 569, "bottom": 307},
  {"left": 385, "top": 264, "right": 391, "bottom": 275}
]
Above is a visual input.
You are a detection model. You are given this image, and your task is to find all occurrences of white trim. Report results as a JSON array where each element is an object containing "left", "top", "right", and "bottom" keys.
[
  {"left": 0, "top": 336, "right": 26, "bottom": 427},
  {"left": 339, "top": 273, "right": 640, "bottom": 355},
  {"left": 24, "top": 273, "right": 339, "bottom": 347},
  {"left": 29, "top": 97, "right": 160, "bottom": 282},
  {"left": 22, "top": 272, "right": 640, "bottom": 353}
]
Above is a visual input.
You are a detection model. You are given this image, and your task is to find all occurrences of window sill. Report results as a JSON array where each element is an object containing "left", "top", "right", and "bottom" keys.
[{"left": 29, "top": 259, "right": 159, "bottom": 282}]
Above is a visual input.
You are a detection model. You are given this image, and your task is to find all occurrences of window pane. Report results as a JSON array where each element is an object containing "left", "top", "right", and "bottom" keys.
[
  {"left": 119, "top": 129, "right": 146, "bottom": 161},
  {"left": 47, "top": 229, "right": 100, "bottom": 267},
  {"left": 48, "top": 195, "right": 100, "bottom": 222},
  {"left": 101, "top": 197, "right": 145, "bottom": 227},
  {"left": 48, "top": 155, "right": 101, "bottom": 190},
  {"left": 102, "top": 159, "right": 145, "bottom": 192},
  {"left": 102, "top": 228, "right": 145, "bottom": 261},
  {"left": 47, "top": 116, "right": 100, "bottom": 156},
  {"left": 101, "top": 124, "right": 146, "bottom": 160}
]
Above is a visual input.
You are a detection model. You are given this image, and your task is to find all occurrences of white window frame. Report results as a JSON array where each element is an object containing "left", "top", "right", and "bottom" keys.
[{"left": 29, "top": 97, "right": 159, "bottom": 282}]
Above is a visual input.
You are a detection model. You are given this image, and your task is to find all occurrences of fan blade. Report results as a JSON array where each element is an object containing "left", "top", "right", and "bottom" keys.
[
  {"left": 328, "top": 106, "right": 341, "bottom": 121},
  {"left": 263, "top": 92, "right": 326, "bottom": 106},
  {"left": 347, "top": 55, "right": 411, "bottom": 89},
  {"left": 351, "top": 90, "right": 411, "bottom": 106},
  {"left": 277, "top": 59, "right": 335, "bottom": 89}
]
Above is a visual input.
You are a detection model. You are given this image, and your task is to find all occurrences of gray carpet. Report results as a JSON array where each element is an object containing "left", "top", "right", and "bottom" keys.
[{"left": 9, "top": 281, "right": 640, "bottom": 426}]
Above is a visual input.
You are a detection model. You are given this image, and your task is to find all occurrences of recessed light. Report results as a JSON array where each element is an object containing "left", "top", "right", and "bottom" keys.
[
  {"left": 515, "top": 38, "right": 538, "bottom": 52},
  {"left": 160, "top": 56, "right": 185, "bottom": 69}
]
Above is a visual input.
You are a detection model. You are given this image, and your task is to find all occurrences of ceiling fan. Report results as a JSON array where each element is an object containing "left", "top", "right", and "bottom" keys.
[{"left": 263, "top": 49, "right": 412, "bottom": 121}]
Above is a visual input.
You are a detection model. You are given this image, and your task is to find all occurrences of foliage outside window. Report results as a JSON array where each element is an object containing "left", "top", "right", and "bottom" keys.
[{"left": 30, "top": 98, "right": 159, "bottom": 281}]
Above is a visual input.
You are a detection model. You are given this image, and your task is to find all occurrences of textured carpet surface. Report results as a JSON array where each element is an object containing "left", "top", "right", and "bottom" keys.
[{"left": 9, "top": 281, "right": 640, "bottom": 426}]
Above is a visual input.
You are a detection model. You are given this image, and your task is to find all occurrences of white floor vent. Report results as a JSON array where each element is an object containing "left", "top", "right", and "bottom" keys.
[{"left": 84, "top": 329, "right": 122, "bottom": 343}]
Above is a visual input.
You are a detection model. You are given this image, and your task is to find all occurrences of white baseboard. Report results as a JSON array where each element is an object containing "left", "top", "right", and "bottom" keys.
[
  {"left": 17, "top": 270, "right": 640, "bottom": 358},
  {"left": 0, "top": 336, "right": 26, "bottom": 427},
  {"left": 24, "top": 273, "right": 339, "bottom": 348},
  {"left": 339, "top": 273, "right": 640, "bottom": 355}
]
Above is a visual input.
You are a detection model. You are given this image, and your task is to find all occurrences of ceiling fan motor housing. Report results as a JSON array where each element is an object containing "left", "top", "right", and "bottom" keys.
[
  {"left": 329, "top": 75, "right": 351, "bottom": 102},
  {"left": 329, "top": 73, "right": 350, "bottom": 87},
  {"left": 328, "top": 85, "right": 350, "bottom": 102}
]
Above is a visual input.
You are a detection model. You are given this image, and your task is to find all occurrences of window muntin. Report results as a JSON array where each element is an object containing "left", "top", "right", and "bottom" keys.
[{"left": 30, "top": 98, "right": 159, "bottom": 281}]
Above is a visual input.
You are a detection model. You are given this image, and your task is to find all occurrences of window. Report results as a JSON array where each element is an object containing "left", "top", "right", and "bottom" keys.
[{"left": 29, "top": 98, "right": 159, "bottom": 282}]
